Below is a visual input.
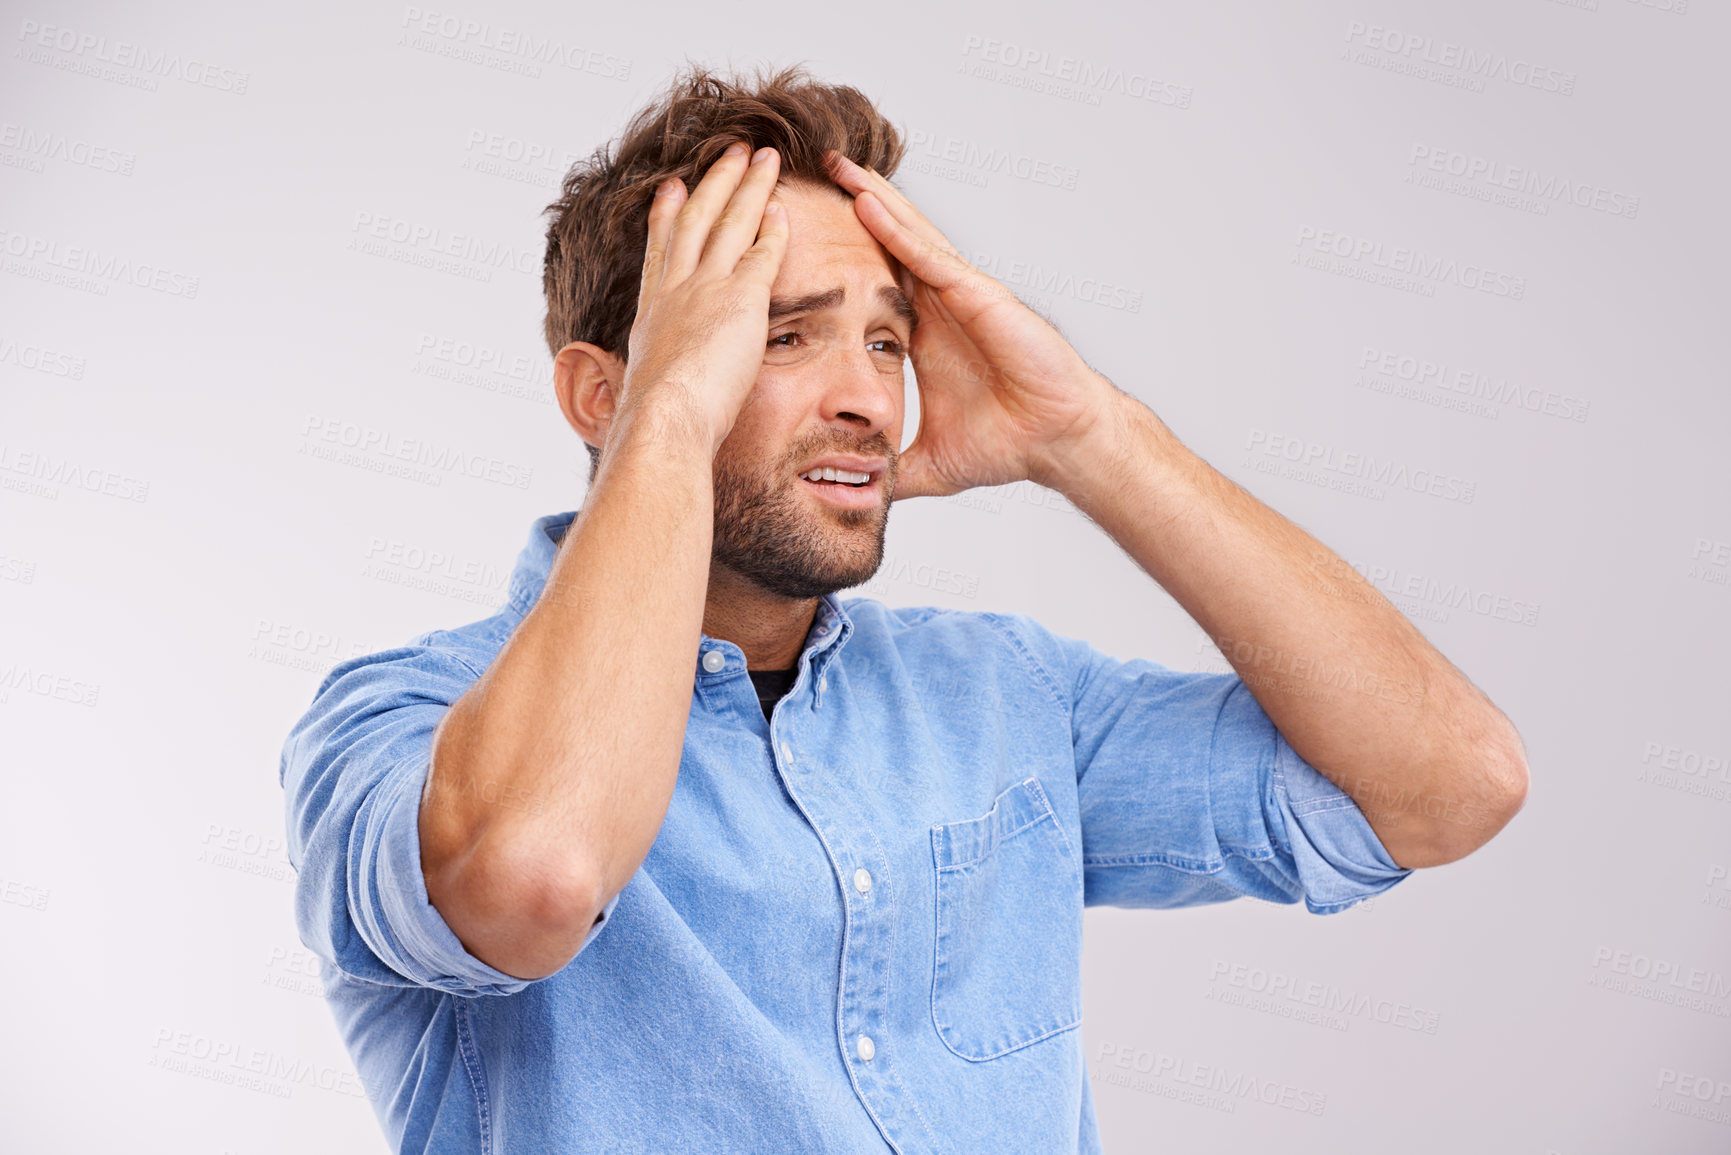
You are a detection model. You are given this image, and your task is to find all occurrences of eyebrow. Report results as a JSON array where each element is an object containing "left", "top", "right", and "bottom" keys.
[{"left": 767, "top": 284, "right": 919, "bottom": 331}]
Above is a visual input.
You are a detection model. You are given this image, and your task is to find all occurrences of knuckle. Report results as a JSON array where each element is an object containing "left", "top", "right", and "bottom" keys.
[{"left": 705, "top": 209, "right": 741, "bottom": 238}]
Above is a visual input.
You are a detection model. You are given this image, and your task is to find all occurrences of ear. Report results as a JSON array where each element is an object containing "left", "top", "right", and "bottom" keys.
[{"left": 553, "top": 341, "right": 626, "bottom": 454}]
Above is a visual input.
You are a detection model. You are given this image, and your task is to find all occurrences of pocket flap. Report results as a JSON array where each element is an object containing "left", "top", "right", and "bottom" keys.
[{"left": 933, "top": 777, "right": 1058, "bottom": 871}]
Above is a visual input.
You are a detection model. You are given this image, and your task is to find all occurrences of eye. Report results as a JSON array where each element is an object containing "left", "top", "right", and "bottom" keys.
[{"left": 768, "top": 332, "right": 906, "bottom": 356}]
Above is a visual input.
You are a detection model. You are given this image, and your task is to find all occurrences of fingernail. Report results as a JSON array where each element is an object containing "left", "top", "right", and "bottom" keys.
[
  {"left": 751, "top": 147, "right": 773, "bottom": 166},
  {"left": 725, "top": 141, "right": 748, "bottom": 157}
]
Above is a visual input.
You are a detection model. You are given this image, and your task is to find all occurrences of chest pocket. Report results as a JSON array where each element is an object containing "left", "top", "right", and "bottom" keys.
[{"left": 930, "top": 776, "right": 1083, "bottom": 1061}]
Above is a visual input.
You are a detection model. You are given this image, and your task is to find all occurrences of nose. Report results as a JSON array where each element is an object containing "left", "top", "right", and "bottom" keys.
[{"left": 816, "top": 344, "right": 901, "bottom": 444}]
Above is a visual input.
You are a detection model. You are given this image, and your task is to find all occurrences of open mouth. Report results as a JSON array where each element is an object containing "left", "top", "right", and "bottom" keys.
[
  {"left": 796, "top": 465, "right": 883, "bottom": 507},
  {"left": 797, "top": 467, "right": 873, "bottom": 488}
]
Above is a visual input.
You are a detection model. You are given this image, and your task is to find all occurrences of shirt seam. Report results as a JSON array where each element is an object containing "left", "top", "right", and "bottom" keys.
[
  {"left": 1205, "top": 681, "right": 1232, "bottom": 861},
  {"left": 453, "top": 996, "right": 495, "bottom": 1154},
  {"left": 1272, "top": 740, "right": 1359, "bottom": 816},
  {"left": 1081, "top": 844, "right": 1275, "bottom": 871},
  {"left": 417, "top": 631, "right": 488, "bottom": 681},
  {"left": 1210, "top": 679, "right": 1293, "bottom": 865},
  {"left": 981, "top": 613, "right": 1070, "bottom": 714},
  {"left": 1288, "top": 796, "right": 1360, "bottom": 817},
  {"left": 1267, "top": 736, "right": 1297, "bottom": 859}
]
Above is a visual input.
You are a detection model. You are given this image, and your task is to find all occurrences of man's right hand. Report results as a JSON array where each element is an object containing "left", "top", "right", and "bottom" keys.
[{"left": 610, "top": 140, "right": 788, "bottom": 458}]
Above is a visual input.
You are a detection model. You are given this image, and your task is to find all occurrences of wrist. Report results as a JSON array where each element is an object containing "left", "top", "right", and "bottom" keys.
[
  {"left": 1028, "top": 375, "right": 1138, "bottom": 493},
  {"left": 605, "top": 388, "right": 720, "bottom": 466}
]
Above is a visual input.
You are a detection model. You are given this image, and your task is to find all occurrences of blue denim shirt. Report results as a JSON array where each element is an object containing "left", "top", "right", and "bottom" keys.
[{"left": 280, "top": 510, "right": 1412, "bottom": 1153}]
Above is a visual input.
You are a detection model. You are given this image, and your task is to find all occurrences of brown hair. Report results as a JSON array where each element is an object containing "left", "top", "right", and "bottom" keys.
[{"left": 541, "top": 62, "right": 907, "bottom": 479}]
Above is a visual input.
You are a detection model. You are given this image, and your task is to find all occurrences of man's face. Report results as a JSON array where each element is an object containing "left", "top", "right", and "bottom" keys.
[{"left": 709, "top": 179, "right": 917, "bottom": 601}]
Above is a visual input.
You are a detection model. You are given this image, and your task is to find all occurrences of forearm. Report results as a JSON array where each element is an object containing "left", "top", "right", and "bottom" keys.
[
  {"left": 1043, "top": 386, "right": 1528, "bottom": 868},
  {"left": 422, "top": 402, "right": 714, "bottom": 978}
]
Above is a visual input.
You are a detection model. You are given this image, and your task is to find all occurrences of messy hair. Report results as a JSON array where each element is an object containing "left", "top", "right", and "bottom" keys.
[{"left": 541, "top": 62, "right": 907, "bottom": 479}]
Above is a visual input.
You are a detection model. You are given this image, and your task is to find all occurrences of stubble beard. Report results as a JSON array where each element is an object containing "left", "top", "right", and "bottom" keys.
[{"left": 710, "top": 448, "right": 894, "bottom": 601}]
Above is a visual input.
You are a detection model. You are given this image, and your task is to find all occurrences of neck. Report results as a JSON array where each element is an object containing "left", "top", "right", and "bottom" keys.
[{"left": 701, "top": 561, "right": 821, "bottom": 670}]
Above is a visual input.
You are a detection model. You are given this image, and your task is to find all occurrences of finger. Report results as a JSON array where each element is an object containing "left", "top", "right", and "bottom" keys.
[
  {"left": 734, "top": 198, "right": 789, "bottom": 289},
  {"left": 824, "top": 152, "right": 960, "bottom": 260},
  {"left": 636, "top": 177, "right": 687, "bottom": 318},
  {"left": 664, "top": 141, "right": 753, "bottom": 283},
  {"left": 888, "top": 429, "right": 940, "bottom": 502},
  {"left": 852, "top": 190, "right": 974, "bottom": 293},
  {"left": 697, "top": 147, "right": 782, "bottom": 276},
  {"left": 824, "top": 153, "right": 977, "bottom": 291}
]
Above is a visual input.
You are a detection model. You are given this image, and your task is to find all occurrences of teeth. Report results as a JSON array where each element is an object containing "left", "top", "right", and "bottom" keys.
[{"left": 800, "top": 467, "right": 871, "bottom": 485}]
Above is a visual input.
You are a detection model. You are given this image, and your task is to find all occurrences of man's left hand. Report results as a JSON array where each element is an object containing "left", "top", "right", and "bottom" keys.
[{"left": 824, "top": 151, "right": 1121, "bottom": 501}]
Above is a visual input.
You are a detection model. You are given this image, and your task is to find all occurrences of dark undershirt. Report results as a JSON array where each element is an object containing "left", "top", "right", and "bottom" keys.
[{"left": 746, "top": 667, "right": 799, "bottom": 721}]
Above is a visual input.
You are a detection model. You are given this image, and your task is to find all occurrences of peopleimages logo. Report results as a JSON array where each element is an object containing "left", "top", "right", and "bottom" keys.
[
  {"left": 1357, "top": 346, "right": 1589, "bottom": 422},
  {"left": 1295, "top": 226, "right": 1526, "bottom": 300},
  {"left": 398, "top": 7, "right": 631, "bottom": 80},
  {"left": 15, "top": 19, "right": 251, "bottom": 94},
  {"left": 1654, "top": 1068, "right": 1731, "bottom": 1128},
  {"left": 1589, "top": 945, "right": 1731, "bottom": 1009},
  {"left": 459, "top": 128, "right": 583, "bottom": 190},
  {"left": 0, "top": 442, "right": 150, "bottom": 502},
  {"left": 962, "top": 248, "right": 1143, "bottom": 313},
  {"left": 905, "top": 129, "right": 1081, "bottom": 191},
  {"left": 1407, "top": 145, "right": 1639, "bottom": 219},
  {"left": 0, "top": 334, "right": 86, "bottom": 380},
  {"left": 349, "top": 211, "right": 537, "bottom": 278},
  {"left": 1206, "top": 959, "right": 1442, "bottom": 1034},
  {"left": 299, "top": 415, "right": 535, "bottom": 490},
  {"left": 1324, "top": 553, "right": 1542, "bottom": 629},
  {"left": 1245, "top": 428, "right": 1477, "bottom": 504},
  {"left": 1342, "top": 20, "right": 1576, "bottom": 95},
  {"left": 0, "top": 122, "right": 135, "bottom": 175},
  {"left": 147, "top": 1028, "right": 369, "bottom": 1100},
  {"left": 957, "top": 34, "right": 1193, "bottom": 109},
  {"left": 414, "top": 333, "right": 550, "bottom": 386},
  {"left": 0, "top": 660, "right": 100, "bottom": 707},
  {"left": 0, "top": 227, "right": 200, "bottom": 298},
  {"left": 1092, "top": 1042, "right": 1328, "bottom": 1116}
]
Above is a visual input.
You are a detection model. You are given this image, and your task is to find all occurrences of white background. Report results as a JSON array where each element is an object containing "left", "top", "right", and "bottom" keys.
[{"left": 2, "top": 1, "right": 1727, "bottom": 1151}]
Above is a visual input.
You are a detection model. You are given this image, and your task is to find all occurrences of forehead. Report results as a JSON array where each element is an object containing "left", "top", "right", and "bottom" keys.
[{"left": 768, "top": 180, "right": 906, "bottom": 296}]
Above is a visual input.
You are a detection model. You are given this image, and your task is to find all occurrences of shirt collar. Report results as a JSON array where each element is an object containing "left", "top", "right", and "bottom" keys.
[
  {"left": 506, "top": 510, "right": 856, "bottom": 671},
  {"left": 505, "top": 510, "right": 578, "bottom": 618}
]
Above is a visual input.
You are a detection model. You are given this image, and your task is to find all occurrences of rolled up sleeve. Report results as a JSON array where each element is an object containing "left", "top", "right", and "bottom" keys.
[
  {"left": 992, "top": 613, "right": 1413, "bottom": 915},
  {"left": 1268, "top": 725, "right": 1412, "bottom": 913},
  {"left": 280, "top": 637, "right": 617, "bottom": 996}
]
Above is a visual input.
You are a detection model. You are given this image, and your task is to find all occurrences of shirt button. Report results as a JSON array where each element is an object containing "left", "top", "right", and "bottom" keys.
[
  {"left": 853, "top": 868, "right": 872, "bottom": 893},
  {"left": 780, "top": 741, "right": 793, "bottom": 764},
  {"left": 701, "top": 649, "right": 725, "bottom": 673},
  {"left": 819, "top": 675, "right": 828, "bottom": 693},
  {"left": 816, "top": 624, "right": 829, "bottom": 635},
  {"left": 856, "top": 1034, "right": 875, "bottom": 1062}
]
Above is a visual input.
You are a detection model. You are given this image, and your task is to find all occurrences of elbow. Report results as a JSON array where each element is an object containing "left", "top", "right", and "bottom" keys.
[
  {"left": 425, "top": 829, "right": 605, "bottom": 982},
  {"left": 1477, "top": 733, "right": 1531, "bottom": 835},
  {"left": 1400, "top": 742, "right": 1530, "bottom": 869},
  {"left": 421, "top": 713, "right": 607, "bottom": 980},
  {"left": 502, "top": 875, "right": 607, "bottom": 981},
  {"left": 1495, "top": 746, "right": 1530, "bottom": 821}
]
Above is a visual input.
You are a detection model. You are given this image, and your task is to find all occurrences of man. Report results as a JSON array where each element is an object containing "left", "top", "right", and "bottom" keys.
[{"left": 281, "top": 64, "right": 1528, "bottom": 1153}]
